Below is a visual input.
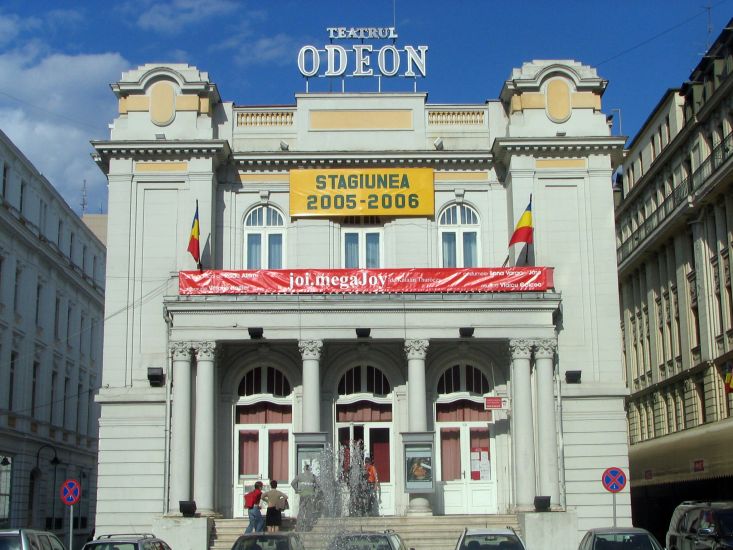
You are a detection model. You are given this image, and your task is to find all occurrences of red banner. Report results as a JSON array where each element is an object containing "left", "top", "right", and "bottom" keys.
[{"left": 179, "top": 267, "right": 553, "bottom": 295}]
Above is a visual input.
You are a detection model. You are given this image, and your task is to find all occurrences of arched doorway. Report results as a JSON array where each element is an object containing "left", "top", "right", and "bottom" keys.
[
  {"left": 233, "top": 365, "right": 293, "bottom": 518},
  {"left": 334, "top": 364, "right": 395, "bottom": 516},
  {"left": 434, "top": 363, "right": 498, "bottom": 514}
]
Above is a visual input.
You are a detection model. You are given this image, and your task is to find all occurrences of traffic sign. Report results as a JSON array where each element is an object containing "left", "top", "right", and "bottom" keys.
[
  {"left": 601, "top": 467, "right": 626, "bottom": 493},
  {"left": 60, "top": 479, "right": 81, "bottom": 506}
]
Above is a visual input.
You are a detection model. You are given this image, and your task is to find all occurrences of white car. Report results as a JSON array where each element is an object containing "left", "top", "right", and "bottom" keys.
[{"left": 454, "top": 528, "right": 526, "bottom": 550}]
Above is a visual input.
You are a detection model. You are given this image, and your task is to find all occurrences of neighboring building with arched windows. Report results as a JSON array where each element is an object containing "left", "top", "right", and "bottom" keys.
[{"left": 91, "top": 58, "right": 627, "bottom": 548}]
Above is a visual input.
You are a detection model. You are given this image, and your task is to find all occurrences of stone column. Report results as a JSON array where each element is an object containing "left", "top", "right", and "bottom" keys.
[
  {"left": 535, "top": 338, "right": 560, "bottom": 506},
  {"left": 510, "top": 338, "right": 536, "bottom": 510},
  {"left": 193, "top": 341, "right": 216, "bottom": 515},
  {"left": 169, "top": 341, "right": 192, "bottom": 513},
  {"left": 299, "top": 339, "right": 323, "bottom": 433},
  {"left": 404, "top": 339, "right": 431, "bottom": 515}
]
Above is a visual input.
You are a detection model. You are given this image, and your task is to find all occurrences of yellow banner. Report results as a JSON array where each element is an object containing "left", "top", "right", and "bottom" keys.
[{"left": 290, "top": 168, "right": 434, "bottom": 217}]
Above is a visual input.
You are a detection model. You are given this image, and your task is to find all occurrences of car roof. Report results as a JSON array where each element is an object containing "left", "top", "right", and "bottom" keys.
[
  {"left": 92, "top": 534, "right": 159, "bottom": 542},
  {"left": 464, "top": 528, "right": 518, "bottom": 536},
  {"left": 586, "top": 527, "right": 653, "bottom": 535}
]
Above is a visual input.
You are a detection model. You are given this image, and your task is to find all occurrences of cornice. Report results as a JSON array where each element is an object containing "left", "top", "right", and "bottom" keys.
[
  {"left": 91, "top": 139, "right": 231, "bottom": 173},
  {"left": 492, "top": 136, "right": 626, "bottom": 167},
  {"left": 233, "top": 150, "right": 493, "bottom": 169}
]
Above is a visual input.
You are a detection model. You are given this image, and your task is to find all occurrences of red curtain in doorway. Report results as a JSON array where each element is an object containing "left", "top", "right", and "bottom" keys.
[
  {"left": 370, "top": 428, "right": 390, "bottom": 483},
  {"left": 440, "top": 428, "right": 461, "bottom": 481},
  {"left": 239, "top": 430, "right": 259, "bottom": 476},
  {"left": 268, "top": 430, "right": 289, "bottom": 482}
]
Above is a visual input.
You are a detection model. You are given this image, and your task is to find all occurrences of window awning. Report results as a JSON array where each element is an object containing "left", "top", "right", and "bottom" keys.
[{"left": 629, "top": 417, "right": 733, "bottom": 487}]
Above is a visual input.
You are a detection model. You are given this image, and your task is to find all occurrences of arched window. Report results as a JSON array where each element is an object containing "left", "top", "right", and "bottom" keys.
[
  {"left": 438, "top": 204, "right": 480, "bottom": 267},
  {"left": 437, "top": 364, "right": 490, "bottom": 395},
  {"left": 244, "top": 205, "right": 285, "bottom": 269},
  {"left": 238, "top": 366, "right": 291, "bottom": 397},
  {"left": 338, "top": 365, "right": 391, "bottom": 396}
]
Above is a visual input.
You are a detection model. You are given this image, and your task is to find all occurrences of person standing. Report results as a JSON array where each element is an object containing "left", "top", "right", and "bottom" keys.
[
  {"left": 262, "top": 479, "right": 289, "bottom": 532},
  {"left": 365, "top": 456, "right": 380, "bottom": 516},
  {"left": 243, "top": 481, "right": 265, "bottom": 533},
  {"left": 291, "top": 463, "right": 318, "bottom": 530}
]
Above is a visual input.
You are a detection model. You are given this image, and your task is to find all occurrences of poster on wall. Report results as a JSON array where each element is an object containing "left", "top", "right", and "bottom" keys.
[
  {"left": 470, "top": 447, "right": 490, "bottom": 480},
  {"left": 405, "top": 445, "right": 433, "bottom": 492}
]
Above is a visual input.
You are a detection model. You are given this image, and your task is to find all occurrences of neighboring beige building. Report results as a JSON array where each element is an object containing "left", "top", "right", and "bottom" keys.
[
  {"left": 616, "top": 18, "right": 733, "bottom": 542},
  {"left": 0, "top": 130, "right": 106, "bottom": 546}
]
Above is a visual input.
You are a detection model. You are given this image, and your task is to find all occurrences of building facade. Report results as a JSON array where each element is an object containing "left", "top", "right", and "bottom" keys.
[
  {"left": 0, "top": 130, "right": 106, "bottom": 543},
  {"left": 92, "top": 56, "right": 627, "bottom": 546},
  {"left": 616, "top": 19, "right": 733, "bottom": 543}
]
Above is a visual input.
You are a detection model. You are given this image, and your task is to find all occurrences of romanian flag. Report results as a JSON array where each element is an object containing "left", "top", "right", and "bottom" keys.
[
  {"left": 509, "top": 196, "right": 533, "bottom": 246},
  {"left": 725, "top": 363, "right": 733, "bottom": 395},
  {"left": 187, "top": 202, "right": 201, "bottom": 268}
]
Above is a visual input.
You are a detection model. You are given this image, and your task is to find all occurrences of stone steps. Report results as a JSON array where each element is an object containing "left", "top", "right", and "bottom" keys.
[{"left": 211, "top": 515, "right": 520, "bottom": 550}]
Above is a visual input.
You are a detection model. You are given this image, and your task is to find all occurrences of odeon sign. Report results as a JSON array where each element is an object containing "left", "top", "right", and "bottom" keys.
[{"left": 297, "top": 27, "right": 428, "bottom": 78}]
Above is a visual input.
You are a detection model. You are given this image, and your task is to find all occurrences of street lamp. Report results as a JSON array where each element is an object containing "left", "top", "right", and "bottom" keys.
[{"left": 35, "top": 445, "right": 62, "bottom": 530}]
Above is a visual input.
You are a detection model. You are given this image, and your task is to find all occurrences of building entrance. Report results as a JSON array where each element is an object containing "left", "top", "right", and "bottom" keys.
[
  {"left": 233, "top": 402, "right": 293, "bottom": 518},
  {"left": 435, "top": 402, "right": 497, "bottom": 514}
]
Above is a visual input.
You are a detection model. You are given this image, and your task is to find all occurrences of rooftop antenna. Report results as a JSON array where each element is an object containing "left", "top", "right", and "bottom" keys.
[
  {"left": 704, "top": 2, "right": 712, "bottom": 50},
  {"left": 80, "top": 179, "right": 87, "bottom": 214},
  {"left": 393, "top": 0, "right": 396, "bottom": 29}
]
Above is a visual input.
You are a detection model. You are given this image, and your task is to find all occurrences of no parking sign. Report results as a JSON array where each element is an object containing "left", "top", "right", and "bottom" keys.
[
  {"left": 60, "top": 478, "right": 81, "bottom": 505},
  {"left": 601, "top": 467, "right": 627, "bottom": 493}
]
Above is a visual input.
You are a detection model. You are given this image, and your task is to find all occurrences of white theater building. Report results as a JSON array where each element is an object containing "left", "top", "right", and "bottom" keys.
[{"left": 91, "top": 33, "right": 629, "bottom": 548}]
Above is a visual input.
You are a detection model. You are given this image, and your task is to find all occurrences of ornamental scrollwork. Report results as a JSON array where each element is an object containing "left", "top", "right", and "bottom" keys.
[
  {"left": 534, "top": 338, "right": 557, "bottom": 359},
  {"left": 404, "top": 339, "right": 429, "bottom": 360},
  {"left": 508, "top": 338, "right": 532, "bottom": 359},
  {"left": 170, "top": 341, "right": 192, "bottom": 360},
  {"left": 193, "top": 341, "right": 217, "bottom": 361},
  {"left": 298, "top": 339, "right": 323, "bottom": 361}
]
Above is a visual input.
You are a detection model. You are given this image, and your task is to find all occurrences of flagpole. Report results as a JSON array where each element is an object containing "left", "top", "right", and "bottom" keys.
[
  {"left": 523, "top": 194, "right": 533, "bottom": 265},
  {"left": 196, "top": 200, "right": 202, "bottom": 271}
]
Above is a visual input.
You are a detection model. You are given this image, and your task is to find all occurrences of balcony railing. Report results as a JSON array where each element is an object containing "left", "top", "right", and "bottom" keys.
[
  {"left": 236, "top": 109, "right": 295, "bottom": 127},
  {"left": 617, "top": 130, "right": 733, "bottom": 264}
]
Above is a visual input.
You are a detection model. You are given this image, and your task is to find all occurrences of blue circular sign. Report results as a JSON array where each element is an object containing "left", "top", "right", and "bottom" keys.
[
  {"left": 601, "top": 467, "right": 626, "bottom": 493},
  {"left": 60, "top": 479, "right": 81, "bottom": 506}
]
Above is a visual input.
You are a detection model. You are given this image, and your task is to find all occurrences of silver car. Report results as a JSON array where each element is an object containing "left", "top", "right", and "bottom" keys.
[
  {"left": 0, "top": 529, "right": 67, "bottom": 550},
  {"left": 455, "top": 528, "right": 526, "bottom": 550}
]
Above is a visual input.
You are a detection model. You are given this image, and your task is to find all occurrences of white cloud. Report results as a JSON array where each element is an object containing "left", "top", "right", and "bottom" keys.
[
  {"left": 0, "top": 11, "right": 41, "bottom": 47},
  {"left": 135, "top": 0, "right": 238, "bottom": 34},
  {"left": 231, "top": 33, "right": 303, "bottom": 67},
  {"left": 0, "top": 49, "right": 130, "bottom": 213}
]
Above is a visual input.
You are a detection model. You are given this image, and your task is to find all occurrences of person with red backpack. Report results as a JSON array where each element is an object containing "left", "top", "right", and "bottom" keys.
[{"left": 244, "top": 480, "right": 265, "bottom": 533}]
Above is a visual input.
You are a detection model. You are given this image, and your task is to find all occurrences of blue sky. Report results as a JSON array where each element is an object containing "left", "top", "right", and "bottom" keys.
[{"left": 0, "top": 0, "right": 730, "bottom": 214}]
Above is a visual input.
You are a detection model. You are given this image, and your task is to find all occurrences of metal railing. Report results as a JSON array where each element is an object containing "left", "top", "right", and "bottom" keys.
[{"left": 617, "top": 131, "right": 733, "bottom": 264}]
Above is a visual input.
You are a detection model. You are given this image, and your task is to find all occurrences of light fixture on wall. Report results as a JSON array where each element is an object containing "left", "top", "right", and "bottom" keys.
[
  {"left": 155, "top": 133, "right": 166, "bottom": 140},
  {"left": 433, "top": 137, "right": 444, "bottom": 150},
  {"left": 0, "top": 457, "right": 10, "bottom": 466},
  {"left": 565, "top": 370, "right": 582, "bottom": 384},
  {"left": 179, "top": 500, "right": 197, "bottom": 517},
  {"left": 356, "top": 328, "right": 371, "bottom": 338},
  {"left": 459, "top": 327, "right": 474, "bottom": 338},
  {"left": 534, "top": 495, "right": 551, "bottom": 512},
  {"left": 147, "top": 367, "right": 165, "bottom": 387},
  {"left": 280, "top": 140, "right": 289, "bottom": 151},
  {"left": 248, "top": 327, "right": 264, "bottom": 339}
]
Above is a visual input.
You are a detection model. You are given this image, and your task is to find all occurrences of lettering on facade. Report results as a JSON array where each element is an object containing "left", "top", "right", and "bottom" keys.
[{"left": 297, "top": 27, "right": 427, "bottom": 79}]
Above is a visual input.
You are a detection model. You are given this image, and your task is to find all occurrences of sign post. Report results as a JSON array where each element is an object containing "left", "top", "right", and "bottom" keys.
[
  {"left": 60, "top": 479, "right": 81, "bottom": 550},
  {"left": 601, "top": 467, "right": 626, "bottom": 527}
]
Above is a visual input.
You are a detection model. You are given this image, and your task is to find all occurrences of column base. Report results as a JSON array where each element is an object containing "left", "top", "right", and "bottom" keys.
[
  {"left": 195, "top": 509, "right": 222, "bottom": 518},
  {"left": 406, "top": 495, "right": 432, "bottom": 516}
]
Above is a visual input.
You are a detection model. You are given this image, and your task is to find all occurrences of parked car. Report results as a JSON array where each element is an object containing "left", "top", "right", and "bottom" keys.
[
  {"left": 0, "top": 529, "right": 67, "bottom": 550},
  {"left": 231, "top": 533, "right": 305, "bottom": 550},
  {"left": 666, "top": 501, "right": 733, "bottom": 550},
  {"left": 455, "top": 528, "right": 526, "bottom": 550},
  {"left": 327, "top": 531, "right": 409, "bottom": 550},
  {"left": 81, "top": 533, "right": 172, "bottom": 550},
  {"left": 578, "top": 527, "right": 663, "bottom": 550}
]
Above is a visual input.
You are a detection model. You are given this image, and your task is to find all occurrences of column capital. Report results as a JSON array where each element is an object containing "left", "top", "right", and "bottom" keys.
[
  {"left": 509, "top": 338, "right": 533, "bottom": 359},
  {"left": 404, "top": 339, "right": 429, "bottom": 360},
  {"left": 534, "top": 338, "right": 557, "bottom": 359},
  {"left": 170, "top": 341, "right": 192, "bottom": 360},
  {"left": 193, "top": 341, "right": 216, "bottom": 361},
  {"left": 299, "top": 339, "right": 323, "bottom": 361}
]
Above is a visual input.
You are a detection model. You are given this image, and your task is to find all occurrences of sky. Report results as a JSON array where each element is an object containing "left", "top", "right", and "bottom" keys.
[{"left": 0, "top": 0, "right": 730, "bottom": 215}]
